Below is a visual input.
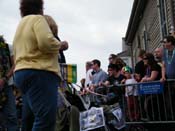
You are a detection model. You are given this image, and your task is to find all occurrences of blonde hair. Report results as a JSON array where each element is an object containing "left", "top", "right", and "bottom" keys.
[{"left": 44, "top": 15, "right": 58, "bottom": 36}]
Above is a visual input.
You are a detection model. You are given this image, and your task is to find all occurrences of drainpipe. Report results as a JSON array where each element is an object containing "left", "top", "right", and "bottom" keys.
[
  {"left": 169, "top": 0, "right": 175, "bottom": 34},
  {"left": 157, "top": 0, "right": 163, "bottom": 39},
  {"left": 130, "top": 44, "right": 134, "bottom": 69}
]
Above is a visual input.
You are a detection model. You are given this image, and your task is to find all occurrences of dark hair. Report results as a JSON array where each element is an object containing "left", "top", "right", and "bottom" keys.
[
  {"left": 109, "top": 54, "right": 117, "bottom": 59},
  {"left": 92, "top": 59, "right": 101, "bottom": 67},
  {"left": 108, "top": 64, "right": 120, "bottom": 72},
  {"left": 138, "top": 49, "right": 146, "bottom": 58},
  {"left": 164, "top": 35, "right": 175, "bottom": 45},
  {"left": 114, "top": 57, "right": 126, "bottom": 70},
  {"left": 144, "top": 53, "right": 157, "bottom": 66},
  {"left": 20, "top": 0, "right": 44, "bottom": 17},
  {"left": 0, "top": 35, "right": 5, "bottom": 43},
  {"left": 86, "top": 61, "right": 92, "bottom": 67}
]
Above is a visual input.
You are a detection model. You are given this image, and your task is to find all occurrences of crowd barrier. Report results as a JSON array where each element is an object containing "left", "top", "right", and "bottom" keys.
[
  {"left": 81, "top": 79, "right": 175, "bottom": 130},
  {"left": 109, "top": 79, "right": 175, "bottom": 130}
]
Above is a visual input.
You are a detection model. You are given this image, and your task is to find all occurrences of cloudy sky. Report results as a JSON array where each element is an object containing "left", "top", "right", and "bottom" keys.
[{"left": 0, "top": 0, "right": 133, "bottom": 84}]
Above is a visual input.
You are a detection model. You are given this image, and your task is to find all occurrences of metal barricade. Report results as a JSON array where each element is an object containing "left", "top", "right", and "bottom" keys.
[
  {"left": 79, "top": 80, "right": 175, "bottom": 130},
  {"left": 116, "top": 79, "right": 175, "bottom": 130}
]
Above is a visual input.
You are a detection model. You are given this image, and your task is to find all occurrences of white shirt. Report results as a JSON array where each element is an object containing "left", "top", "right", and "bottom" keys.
[
  {"left": 125, "top": 78, "right": 138, "bottom": 97},
  {"left": 85, "top": 69, "right": 93, "bottom": 87}
]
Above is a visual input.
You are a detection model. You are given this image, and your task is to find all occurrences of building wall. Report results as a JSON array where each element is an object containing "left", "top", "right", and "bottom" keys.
[
  {"left": 124, "top": 0, "right": 175, "bottom": 67},
  {"left": 131, "top": 0, "right": 162, "bottom": 66},
  {"left": 166, "top": 0, "right": 174, "bottom": 32},
  {"left": 172, "top": 0, "right": 175, "bottom": 26}
]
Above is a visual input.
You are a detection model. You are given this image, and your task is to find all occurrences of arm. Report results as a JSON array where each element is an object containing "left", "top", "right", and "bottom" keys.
[
  {"left": 99, "top": 80, "right": 110, "bottom": 87},
  {"left": 34, "top": 16, "right": 62, "bottom": 54},
  {"left": 141, "top": 71, "right": 159, "bottom": 82},
  {"left": 59, "top": 41, "right": 69, "bottom": 51},
  {"left": 161, "top": 61, "right": 166, "bottom": 81}
]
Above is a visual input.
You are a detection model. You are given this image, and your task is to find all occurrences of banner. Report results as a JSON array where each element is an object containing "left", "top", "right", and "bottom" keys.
[
  {"left": 138, "top": 82, "right": 164, "bottom": 95},
  {"left": 80, "top": 107, "right": 105, "bottom": 131},
  {"left": 60, "top": 64, "right": 77, "bottom": 83}
]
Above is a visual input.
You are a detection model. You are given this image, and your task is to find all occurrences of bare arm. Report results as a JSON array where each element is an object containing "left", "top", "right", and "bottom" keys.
[
  {"left": 59, "top": 41, "right": 69, "bottom": 51},
  {"left": 161, "top": 61, "right": 166, "bottom": 81},
  {"left": 141, "top": 71, "right": 159, "bottom": 82}
]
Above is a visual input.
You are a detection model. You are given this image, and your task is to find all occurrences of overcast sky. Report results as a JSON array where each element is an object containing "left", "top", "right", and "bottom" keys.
[{"left": 0, "top": 0, "right": 133, "bottom": 84}]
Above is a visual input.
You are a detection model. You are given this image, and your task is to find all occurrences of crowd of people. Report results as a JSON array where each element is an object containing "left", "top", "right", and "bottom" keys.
[{"left": 80, "top": 35, "right": 175, "bottom": 123}]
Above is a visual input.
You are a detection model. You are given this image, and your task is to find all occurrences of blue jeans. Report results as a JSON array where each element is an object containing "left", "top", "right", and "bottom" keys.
[
  {"left": 14, "top": 69, "right": 60, "bottom": 131},
  {"left": 2, "top": 85, "right": 19, "bottom": 131}
]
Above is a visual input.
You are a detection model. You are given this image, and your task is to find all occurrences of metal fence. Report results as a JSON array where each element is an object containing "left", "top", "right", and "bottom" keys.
[
  {"left": 82, "top": 79, "right": 175, "bottom": 130},
  {"left": 114, "top": 79, "right": 175, "bottom": 130}
]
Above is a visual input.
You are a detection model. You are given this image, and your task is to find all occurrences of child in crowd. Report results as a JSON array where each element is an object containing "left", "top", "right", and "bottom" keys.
[{"left": 122, "top": 66, "right": 139, "bottom": 121}]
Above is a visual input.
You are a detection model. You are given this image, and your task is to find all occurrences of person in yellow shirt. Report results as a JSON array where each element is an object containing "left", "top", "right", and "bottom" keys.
[{"left": 13, "top": 0, "right": 68, "bottom": 130}]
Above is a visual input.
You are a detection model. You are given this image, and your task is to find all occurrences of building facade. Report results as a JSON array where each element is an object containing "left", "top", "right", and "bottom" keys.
[{"left": 124, "top": 0, "right": 175, "bottom": 67}]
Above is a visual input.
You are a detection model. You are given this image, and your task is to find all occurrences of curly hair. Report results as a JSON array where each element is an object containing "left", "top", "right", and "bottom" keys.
[
  {"left": 20, "top": 0, "right": 44, "bottom": 17},
  {"left": 110, "top": 57, "right": 126, "bottom": 70}
]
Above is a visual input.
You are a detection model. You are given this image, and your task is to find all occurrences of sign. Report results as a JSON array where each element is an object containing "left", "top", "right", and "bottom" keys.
[
  {"left": 60, "top": 64, "right": 77, "bottom": 83},
  {"left": 80, "top": 107, "right": 105, "bottom": 131},
  {"left": 138, "top": 82, "right": 164, "bottom": 95},
  {"left": 111, "top": 106, "right": 126, "bottom": 130}
]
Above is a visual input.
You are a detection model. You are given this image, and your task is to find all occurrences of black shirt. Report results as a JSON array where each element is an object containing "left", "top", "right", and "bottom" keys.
[
  {"left": 135, "top": 60, "right": 145, "bottom": 78},
  {"left": 55, "top": 36, "right": 66, "bottom": 63},
  {"left": 107, "top": 74, "right": 125, "bottom": 86}
]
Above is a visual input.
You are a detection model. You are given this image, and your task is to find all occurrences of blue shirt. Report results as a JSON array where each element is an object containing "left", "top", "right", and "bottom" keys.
[
  {"left": 163, "top": 48, "right": 175, "bottom": 79},
  {"left": 91, "top": 69, "right": 108, "bottom": 86}
]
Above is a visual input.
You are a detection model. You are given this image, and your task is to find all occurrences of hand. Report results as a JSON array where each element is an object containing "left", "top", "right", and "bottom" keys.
[
  {"left": 80, "top": 87, "right": 90, "bottom": 95},
  {"left": 121, "top": 79, "right": 126, "bottom": 84},
  {"left": 160, "top": 77, "right": 166, "bottom": 82},
  {"left": 60, "top": 41, "right": 69, "bottom": 51},
  {"left": 98, "top": 81, "right": 104, "bottom": 87},
  {"left": 89, "top": 85, "right": 95, "bottom": 91},
  {"left": 0, "top": 78, "right": 5, "bottom": 90},
  {"left": 141, "top": 77, "right": 147, "bottom": 82}
]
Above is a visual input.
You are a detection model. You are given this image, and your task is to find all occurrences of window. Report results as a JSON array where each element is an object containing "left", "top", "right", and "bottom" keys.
[{"left": 137, "top": 35, "right": 141, "bottom": 48}]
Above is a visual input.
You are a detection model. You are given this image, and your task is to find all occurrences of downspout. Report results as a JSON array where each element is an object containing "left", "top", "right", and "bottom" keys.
[
  {"left": 169, "top": 0, "right": 175, "bottom": 34},
  {"left": 129, "top": 43, "right": 134, "bottom": 69},
  {"left": 157, "top": 0, "right": 163, "bottom": 39}
]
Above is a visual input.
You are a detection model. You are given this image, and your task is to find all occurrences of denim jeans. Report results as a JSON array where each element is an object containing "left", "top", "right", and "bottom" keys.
[
  {"left": 2, "top": 85, "right": 19, "bottom": 131},
  {"left": 14, "top": 69, "right": 60, "bottom": 131}
]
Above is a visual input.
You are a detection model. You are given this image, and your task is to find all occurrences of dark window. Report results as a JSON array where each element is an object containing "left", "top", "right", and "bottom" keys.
[{"left": 137, "top": 35, "right": 141, "bottom": 48}]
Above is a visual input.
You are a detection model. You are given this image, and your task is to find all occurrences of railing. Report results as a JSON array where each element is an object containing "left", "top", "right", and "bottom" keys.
[
  {"left": 68, "top": 80, "right": 175, "bottom": 130},
  {"left": 116, "top": 79, "right": 175, "bottom": 130},
  {"left": 116, "top": 79, "right": 175, "bottom": 124}
]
